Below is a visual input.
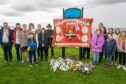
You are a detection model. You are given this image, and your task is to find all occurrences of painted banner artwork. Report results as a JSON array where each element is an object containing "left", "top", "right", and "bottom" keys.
[{"left": 53, "top": 18, "right": 93, "bottom": 47}]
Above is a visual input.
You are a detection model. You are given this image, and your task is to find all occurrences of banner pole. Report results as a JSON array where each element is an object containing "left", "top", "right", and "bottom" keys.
[{"left": 62, "top": 8, "right": 66, "bottom": 59}]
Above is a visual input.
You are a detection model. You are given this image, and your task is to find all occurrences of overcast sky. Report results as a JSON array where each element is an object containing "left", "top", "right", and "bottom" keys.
[{"left": 0, "top": 0, "right": 126, "bottom": 28}]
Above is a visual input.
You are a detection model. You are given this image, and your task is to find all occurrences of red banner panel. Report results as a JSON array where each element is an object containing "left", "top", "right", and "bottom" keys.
[{"left": 53, "top": 18, "right": 93, "bottom": 47}]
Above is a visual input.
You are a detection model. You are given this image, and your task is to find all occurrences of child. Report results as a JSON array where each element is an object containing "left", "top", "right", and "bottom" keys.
[
  {"left": 104, "top": 33, "right": 116, "bottom": 67},
  {"left": 27, "top": 32, "right": 37, "bottom": 66},
  {"left": 12, "top": 23, "right": 22, "bottom": 61},
  {"left": 91, "top": 29, "right": 105, "bottom": 64},
  {"left": 108, "top": 28, "right": 114, "bottom": 34},
  {"left": 38, "top": 28, "right": 48, "bottom": 61},
  {"left": 117, "top": 31, "right": 126, "bottom": 71}
]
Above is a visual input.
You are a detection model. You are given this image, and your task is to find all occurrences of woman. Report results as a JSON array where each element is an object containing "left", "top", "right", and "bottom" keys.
[
  {"left": 12, "top": 23, "right": 22, "bottom": 61},
  {"left": 20, "top": 24, "right": 28, "bottom": 63},
  {"left": 116, "top": 31, "right": 126, "bottom": 71},
  {"left": 98, "top": 23, "right": 107, "bottom": 62},
  {"left": 91, "top": 29, "right": 105, "bottom": 64},
  {"left": 113, "top": 28, "right": 121, "bottom": 65}
]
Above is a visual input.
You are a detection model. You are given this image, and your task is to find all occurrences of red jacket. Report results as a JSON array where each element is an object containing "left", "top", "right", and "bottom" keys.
[{"left": 12, "top": 28, "right": 22, "bottom": 43}]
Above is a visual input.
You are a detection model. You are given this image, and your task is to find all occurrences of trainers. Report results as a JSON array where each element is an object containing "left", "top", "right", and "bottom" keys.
[
  {"left": 29, "top": 64, "right": 33, "bottom": 67},
  {"left": 122, "top": 66, "right": 126, "bottom": 71},
  {"left": 114, "top": 62, "right": 118, "bottom": 66},
  {"left": 22, "top": 60, "right": 24, "bottom": 63},
  {"left": 117, "top": 65, "right": 122, "bottom": 69},
  {"left": 4, "top": 60, "right": 7, "bottom": 63}
]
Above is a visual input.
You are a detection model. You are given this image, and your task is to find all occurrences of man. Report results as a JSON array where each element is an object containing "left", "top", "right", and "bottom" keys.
[
  {"left": 36, "top": 24, "right": 42, "bottom": 34},
  {"left": 38, "top": 28, "right": 48, "bottom": 61},
  {"left": 36, "top": 24, "right": 42, "bottom": 57},
  {"left": 0, "top": 22, "right": 13, "bottom": 63},
  {"left": 45, "top": 24, "right": 54, "bottom": 57}
]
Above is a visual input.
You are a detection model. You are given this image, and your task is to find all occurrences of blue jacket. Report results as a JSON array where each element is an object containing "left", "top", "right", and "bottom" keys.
[
  {"left": 104, "top": 38, "right": 116, "bottom": 56},
  {"left": 27, "top": 37, "right": 37, "bottom": 50},
  {"left": 0, "top": 28, "right": 13, "bottom": 44}
]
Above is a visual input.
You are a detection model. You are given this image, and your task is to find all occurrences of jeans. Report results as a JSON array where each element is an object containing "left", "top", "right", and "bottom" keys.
[
  {"left": 106, "top": 55, "right": 112, "bottom": 65},
  {"left": 94, "top": 52, "right": 100, "bottom": 62}
]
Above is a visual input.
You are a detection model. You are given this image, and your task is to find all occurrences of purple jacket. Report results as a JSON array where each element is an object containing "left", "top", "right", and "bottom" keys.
[{"left": 91, "top": 34, "right": 105, "bottom": 53}]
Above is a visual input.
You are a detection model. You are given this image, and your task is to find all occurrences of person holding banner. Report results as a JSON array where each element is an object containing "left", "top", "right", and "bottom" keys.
[
  {"left": 91, "top": 29, "right": 105, "bottom": 64},
  {"left": 0, "top": 22, "right": 13, "bottom": 63},
  {"left": 46, "top": 24, "right": 54, "bottom": 57}
]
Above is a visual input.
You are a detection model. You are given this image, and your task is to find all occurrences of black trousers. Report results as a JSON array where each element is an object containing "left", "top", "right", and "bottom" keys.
[
  {"left": 29, "top": 50, "right": 37, "bottom": 64},
  {"left": 99, "top": 52, "right": 103, "bottom": 63},
  {"left": 2, "top": 43, "right": 12, "bottom": 61},
  {"left": 119, "top": 52, "right": 126, "bottom": 65},
  {"left": 37, "top": 46, "right": 41, "bottom": 57},
  {"left": 112, "top": 50, "right": 119, "bottom": 61},
  {"left": 15, "top": 44, "right": 21, "bottom": 61},
  {"left": 82, "top": 48, "right": 90, "bottom": 60},
  {"left": 47, "top": 43, "right": 54, "bottom": 56},
  {"left": 40, "top": 46, "right": 48, "bottom": 61}
]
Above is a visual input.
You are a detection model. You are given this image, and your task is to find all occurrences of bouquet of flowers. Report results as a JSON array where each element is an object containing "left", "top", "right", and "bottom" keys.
[
  {"left": 50, "top": 57, "right": 94, "bottom": 75},
  {"left": 78, "top": 62, "right": 94, "bottom": 74}
]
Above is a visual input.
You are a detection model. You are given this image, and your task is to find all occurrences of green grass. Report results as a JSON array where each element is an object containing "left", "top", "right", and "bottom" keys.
[{"left": 0, "top": 47, "right": 126, "bottom": 84}]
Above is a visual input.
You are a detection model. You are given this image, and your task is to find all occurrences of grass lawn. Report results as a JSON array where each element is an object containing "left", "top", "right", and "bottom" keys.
[{"left": 0, "top": 47, "right": 126, "bottom": 84}]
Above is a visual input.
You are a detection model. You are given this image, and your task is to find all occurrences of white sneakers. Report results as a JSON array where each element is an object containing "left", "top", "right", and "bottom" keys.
[
  {"left": 117, "top": 65, "right": 122, "bottom": 69},
  {"left": 4, "top": 61, "right": 7, "bottom": 64},
  {"left": 22, "top": 60, "right": 24, "bottom": 63},
  {"left": 117, "top": 65, "right": 126, "bottom": 71},
  {"left": 122, "top": 66, "right": 126, "bottom": 71},
  {"left": 29, "top": 64, "right": 33, "bottom": 67}
]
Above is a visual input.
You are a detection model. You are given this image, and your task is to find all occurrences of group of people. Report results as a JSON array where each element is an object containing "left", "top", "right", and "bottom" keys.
[
  {"left": 0, "top": 22, "right": 126, "bottom": 71},
  {"left": 0, "top": 22, "right": 54, "bottom": 66},
  {"left": 83, "top": 23, "right": 126, "bottom": 71}
]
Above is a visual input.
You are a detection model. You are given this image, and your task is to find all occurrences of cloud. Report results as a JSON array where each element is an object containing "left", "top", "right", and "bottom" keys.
[
  {"left": 0, "top": 0, "right": 10, "bottom": 5},
  {"left": 11, "top": 4, "right": 36, "bottom": 12},
  {"left": 90, "top": 0, "right": 126, "bottom": 5},
  {"left": 10, "top": 0, "right": 83, "bottom": 12},
  {"left": 10, "top": 0, "right": 37, "bottom": 12},
  {"left": 2, "top": 10, "right": 23, "bottom": 17}
]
